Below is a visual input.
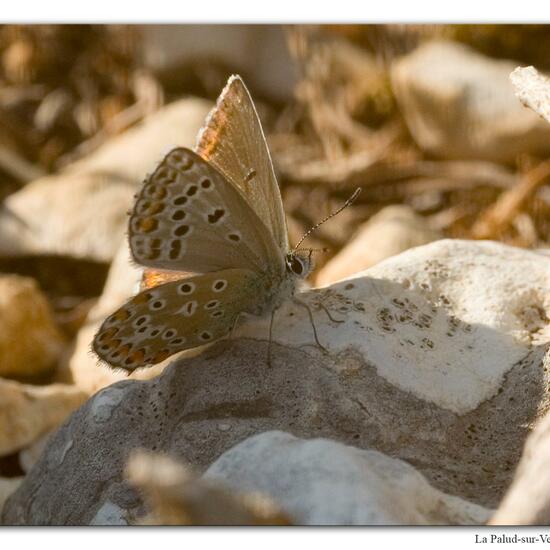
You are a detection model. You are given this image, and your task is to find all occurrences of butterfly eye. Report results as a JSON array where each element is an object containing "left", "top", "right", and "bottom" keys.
[{"left": 286, "top": 255, "right": 305, "bottom": 276}]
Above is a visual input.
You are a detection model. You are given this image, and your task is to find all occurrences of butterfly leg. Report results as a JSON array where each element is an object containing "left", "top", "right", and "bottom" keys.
[
  {"left": 267, "top": 306, "right": 278, "bottom": 368},
  {"left": 316, "top": 302, "right": 345, "bottom": 324},
  {"left": 292, "top": 297, "right": 329, "bottom": 355},
  {"left": 229, "top": 311, "right": 246, "bottom": 340}
]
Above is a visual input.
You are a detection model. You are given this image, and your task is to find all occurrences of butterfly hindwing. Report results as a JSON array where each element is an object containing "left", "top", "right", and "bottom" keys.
[
  {"left": 196, "top": 75, "right": 289, "bottom": 252},
  {"left": 93, "top": 269, "right": 262, "bottom": 371},
  {"left": 129, "top": 148, "right": 282, "bottom": 274}
]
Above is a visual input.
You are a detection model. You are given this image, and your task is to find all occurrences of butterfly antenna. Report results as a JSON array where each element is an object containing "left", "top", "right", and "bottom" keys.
[{"left": 293, "top": 188, "right": 362, "bottom": 252}]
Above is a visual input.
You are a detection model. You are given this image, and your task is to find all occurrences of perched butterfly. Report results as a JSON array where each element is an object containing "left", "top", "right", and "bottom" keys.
[{"left": 93, "top": 75, "right": 357, "bottom": 371}]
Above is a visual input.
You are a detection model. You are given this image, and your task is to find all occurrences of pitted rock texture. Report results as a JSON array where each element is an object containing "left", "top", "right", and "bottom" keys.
[
  {"left": 3, "top": 239, "right": 550, "bottom": 524},
  {"left": 205, "top": 431, "right": 492, "bottom": 525},
  {"left": 239, "top": 239, "right": 550, "bottom": 414}
]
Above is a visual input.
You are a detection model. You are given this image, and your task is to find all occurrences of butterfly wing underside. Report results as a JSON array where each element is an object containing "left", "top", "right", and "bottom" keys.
[
  {"left": 195, "top": 75, "right": 289, "bottom": 252},
  {"left": 129, "top": 148, "right": 282, "bottom": 276},
  {"left": 93, "top": 269, "right": 260, "bottom": 371}
]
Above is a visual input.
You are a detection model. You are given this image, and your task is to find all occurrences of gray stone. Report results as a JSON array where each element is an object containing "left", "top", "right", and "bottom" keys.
[{"left": 3, "top": 239, "right": 550, "bottom": 524}]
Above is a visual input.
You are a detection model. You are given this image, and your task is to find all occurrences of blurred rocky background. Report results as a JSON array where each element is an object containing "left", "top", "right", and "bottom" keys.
[{"left": 2, "top": 24, "right": 550, "bottom": 525}]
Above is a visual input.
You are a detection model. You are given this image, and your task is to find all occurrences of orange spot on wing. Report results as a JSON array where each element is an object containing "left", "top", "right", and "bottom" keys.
[
  {"left": 148, "top": 201, "right": 165, "bottom": 214},
  {"left": 129, "top": 349, "right": 146, "bottom": 364},
  {"left": 113, "top": 309, "right": 130, "bottom": 322},
  {"left": 97, "top": 327, "right": 119, "bottom": 342},
  {"left": 152, "top": 188, "right": 167, "bottom": 200},
  {"left": 104, "top": 338, "right": 122, "bottom": 351},
  {"left": 152, "top": 349, "right": 171, "bottom": 363},
  {"left": 131, "top": 292, "right": 152, "bottom": 305},
  {"left": 138, "top": 217, "right": 158, "bottom": 233},
  {"left": 117, "top": 344, "right": 131, "bottom": 358}
]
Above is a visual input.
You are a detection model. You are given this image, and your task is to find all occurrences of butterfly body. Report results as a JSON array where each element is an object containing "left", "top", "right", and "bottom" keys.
[{"left": 93, "top": 76, "right": 313, "bottom": 372}]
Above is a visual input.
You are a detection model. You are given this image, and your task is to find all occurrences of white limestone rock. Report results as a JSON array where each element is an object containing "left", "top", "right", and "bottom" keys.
[
  {"left": 510, "top": 66, "right": 550, "bottom": 124},
  {"left": 392, "top": 41, "right": 550, "bottom": 162},
  {"left": 205, "top": 431, "right": 492, "bottom": 525},
  {"left": 240, "top": 239, "right": 550, "bottom": 414}
]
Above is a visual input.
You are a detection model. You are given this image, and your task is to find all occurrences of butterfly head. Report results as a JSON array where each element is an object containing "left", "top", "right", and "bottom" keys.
[{"left": 285, "top": 251, "right": 313, "bottom": 279}]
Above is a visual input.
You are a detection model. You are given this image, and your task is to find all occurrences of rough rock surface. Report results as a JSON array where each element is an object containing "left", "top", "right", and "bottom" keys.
[
  {"left": 392, "top": 41, "right": 550, "bottom": 162},
  {"left": 4, "top": 239, "right": 550, "bottom": 524},
  {"left": 316, "top": 205, "right": 442, "bottom": 286},
  {"left": 0, "top": 274, "right": 66, "bottom": 378},
  {"left": 205, "top": 431, "right": 491, "bottom": 525},
  {"left": 0, "top": 379, "right": 87, "bottom": 456},
  {"left": 0, "top": 98, "right": 211, "bottom": 262}
]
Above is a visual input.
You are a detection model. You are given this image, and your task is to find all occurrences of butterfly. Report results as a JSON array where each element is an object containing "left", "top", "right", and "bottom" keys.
[{"left": 92, "top": 75, "right": 336, "bottom": 372}]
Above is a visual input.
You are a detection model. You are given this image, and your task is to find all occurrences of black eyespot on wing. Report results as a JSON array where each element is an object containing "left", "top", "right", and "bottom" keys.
[
  {"left": 169, "top": 240, "right": 181, "bottom": 259},
  {"left": 174, "top": 225, "right": 190, "bottom": 236},
  {"left": 172, "top": 210, "right": 186, "bottom": 221},
  {"left": 178, "top": 282, "right": 194, "bottom": 294},
  {"left": 208, "top": 209, "right": 225, "bottom": 224}
]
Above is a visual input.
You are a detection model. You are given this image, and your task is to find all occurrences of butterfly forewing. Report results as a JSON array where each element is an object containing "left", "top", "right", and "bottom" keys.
[
  {"left": 129, "top": 148, "right": 282, "bottom": 274},
  {"left": 196, "top": 75, "right": 289, "bottom": 253},
  {"left": 93, "top": 269, "right": 261, "bottom": 371}
]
